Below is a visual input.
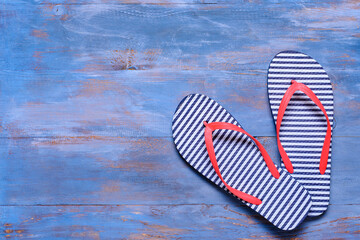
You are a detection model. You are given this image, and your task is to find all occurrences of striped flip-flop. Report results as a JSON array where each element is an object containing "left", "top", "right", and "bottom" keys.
[
  {"left": 267, "top": 51, "right": 334, "bottom": 217},
  {"left": 172, "top": 94, "right": 312, "bottom": 230}
]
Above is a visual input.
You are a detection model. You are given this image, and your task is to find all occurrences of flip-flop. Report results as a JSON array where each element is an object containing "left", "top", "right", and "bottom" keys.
[
  {"left": 267, "top": 51, "right": 334, "bottom": 217},
  {"left": 172, "top": 94, "right": 311, "bottom": 231}
]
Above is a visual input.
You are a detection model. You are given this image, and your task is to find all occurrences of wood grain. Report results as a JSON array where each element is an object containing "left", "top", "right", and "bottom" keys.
[
  {"left": 1, "top": 0, "right": 359, "bottom": 238},
  {"left": 1, "top": 205, "right": 359, "bottom": 239},
  {"left": 0, "top": 137, "right": 358, "bottom": 205},
  {"left": 1, "top": 1, "right": 359, "bottom": 138},
  {"left": 1, "top": 70, "right": 359, "bottom": 138},
  {"left": 2, "top": 2, "right": 359, "bottom": 73}
]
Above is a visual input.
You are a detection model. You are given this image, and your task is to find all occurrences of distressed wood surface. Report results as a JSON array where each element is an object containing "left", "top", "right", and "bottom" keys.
[
  {"left": 1, "top": 205, "right": 359, "bottom": 239},
  {"left": 0, "top": 136, "right": 359, "bottom": 205},
  {"left": 1, "top": 70, "right": 360, "bottom": 137},
  {"left": 1, "top": 0, "right": 359, "bottom": 239}
]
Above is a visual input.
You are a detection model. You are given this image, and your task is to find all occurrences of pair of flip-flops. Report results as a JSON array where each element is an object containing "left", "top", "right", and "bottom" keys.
[{"left": 172, "top": 51, "right": 334, "bottom": 231}]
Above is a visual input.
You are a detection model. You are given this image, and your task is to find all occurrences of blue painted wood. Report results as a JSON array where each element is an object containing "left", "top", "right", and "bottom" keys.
[
  {"left": 0, "top": 204, "right": 359, "bottom": 239},
  {"left": 0, "top": 204, "right": 360, "bottom": 239},
  {"left": 0, "top": 136, "right": 359, "bottom": 205},
  {"left": 2, "top": 2, "right": 359, "bottom": 72},
  {"left": 1, "top": 2, "right": 359, "bottom": 137},
  {"left": 1, "top": 70, "right": 359, "bottom": 137},
  {"left": 1, "top": 0, "right": 359, "bottom": 238}
]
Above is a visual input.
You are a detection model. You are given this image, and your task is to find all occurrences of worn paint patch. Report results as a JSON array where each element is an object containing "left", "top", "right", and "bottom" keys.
[
  {"left": 111, "top": 49, "right": 136, "bottom": 70},
  {"left": 128, "top": 221, "right": 192, "bottom": 240},
  {"left": 39, "top": 3, "right": 71, "bottom": 21},
  {"left": 110, "top": 49, "right": 162, "bottom": 70},
  {"left": 31, "top": 29, "right": 49, "bottom": 39},
  {"left": 331, "top": 53, "right": 356, "bottom": 67},
  {"left": 222, "top": 93, "right": 266, "bottom": 110},
  {"left": 32, "top": 136, "right": 110, "bottom": 146},
  {"left": 1, "top": 226, "right": 25, "bottom": 239},
  {"left": 32, "top": 51, "right": 44, "bottom": 71},
  {"left": 76, "top": 78, "right": 140, "bottom": 97},
  {"left": 207, "top": 51, "right": 251, "bottom": 72},
  {"left": 284, "top": 0, "right": 359, "bottom": 41}
]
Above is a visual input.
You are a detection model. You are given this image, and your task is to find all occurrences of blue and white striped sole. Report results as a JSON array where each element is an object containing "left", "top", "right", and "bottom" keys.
[
  {"left": 267, "top": 51, "right": 334, "bottom": 217},
  {"left": 172, "top": 94, "right": 311, "bottom": 230}
]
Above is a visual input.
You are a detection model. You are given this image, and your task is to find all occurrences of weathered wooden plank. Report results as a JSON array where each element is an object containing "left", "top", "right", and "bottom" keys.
[
  {"left": 6, "top": 0, "right": 210, "bottom": 5},
  {"left": 0, "top": 136, "right": 358, "bottom": 205},
  {"left": 1, "top": 2, "right": 358, "bottom": 72},
  {"left": 1, "top": 70, "right": 359, "bottom": 138},
  {"left": 1, "top": 204, "right": 359, "bottom": 239},
  {"left": 4, "top": 0, "right": 347, "bottom": 4}
]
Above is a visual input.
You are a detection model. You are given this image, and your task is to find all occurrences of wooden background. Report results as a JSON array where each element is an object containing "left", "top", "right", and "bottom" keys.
[{"left": 1, "top": 0, "right": 359, "bottom": 239}]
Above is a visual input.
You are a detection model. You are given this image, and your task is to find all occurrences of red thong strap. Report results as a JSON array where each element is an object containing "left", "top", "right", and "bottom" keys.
[
  {"left": 203, "top": 121, "right": 280, "bottom": 205},
  {"left": 276, "top": 80, "right": 332, "bottom": 175}
]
